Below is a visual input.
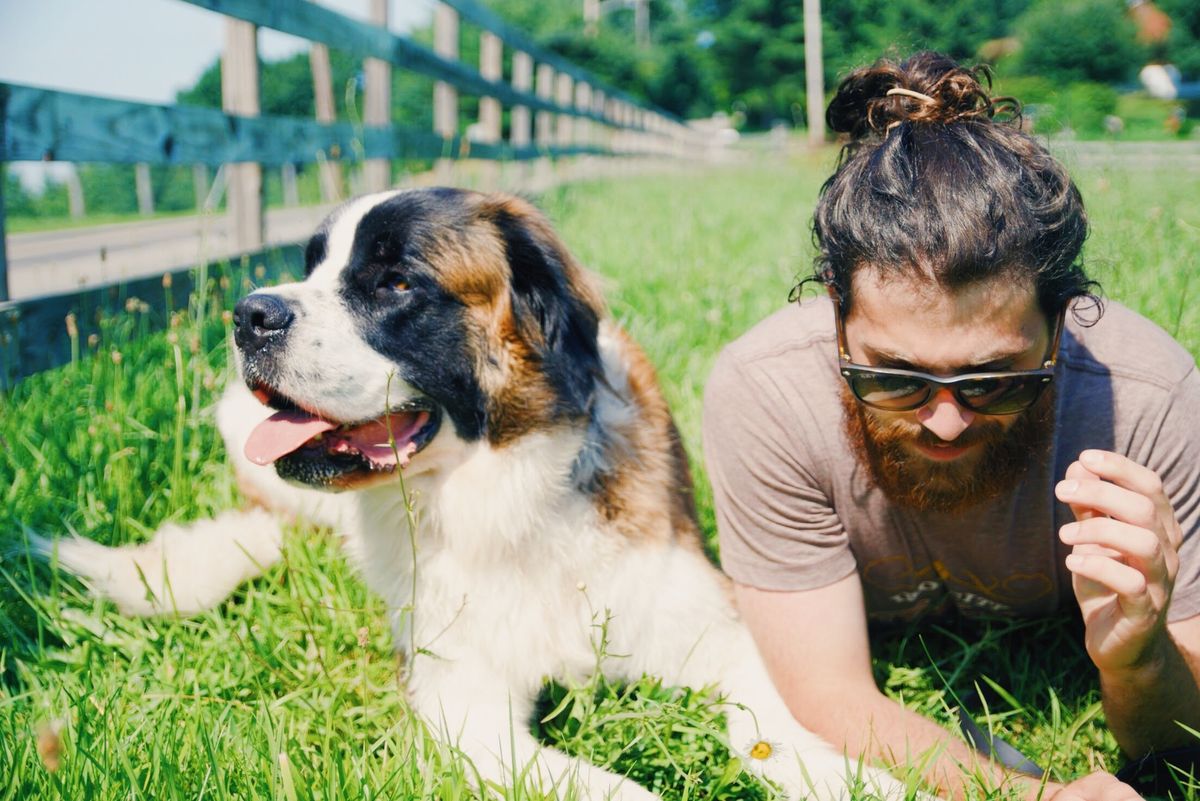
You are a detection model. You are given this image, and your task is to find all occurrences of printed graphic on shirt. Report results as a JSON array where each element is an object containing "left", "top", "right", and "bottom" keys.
[{"left": 860, "top": 555, "right": 1054, "bottom": 621}]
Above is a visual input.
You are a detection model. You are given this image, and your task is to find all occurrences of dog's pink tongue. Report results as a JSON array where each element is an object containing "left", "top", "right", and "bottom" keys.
[{"left": 244, "top": 410, "right": 336, "bottom": 466}]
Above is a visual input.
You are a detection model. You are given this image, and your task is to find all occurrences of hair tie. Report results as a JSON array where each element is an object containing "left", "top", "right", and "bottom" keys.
[{"left": 886, "top": 87, "right": 936, "bottom": 103}]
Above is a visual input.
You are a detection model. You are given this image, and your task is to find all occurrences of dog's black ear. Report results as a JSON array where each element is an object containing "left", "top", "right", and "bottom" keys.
[{"left": 486, "top": 197, "right": 603, "bottom": 418}]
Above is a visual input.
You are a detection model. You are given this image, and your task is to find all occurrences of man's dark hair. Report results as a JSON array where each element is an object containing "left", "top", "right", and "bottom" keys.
[{"left": 798, "top": 51, "right": 1101, "bottom": 321}]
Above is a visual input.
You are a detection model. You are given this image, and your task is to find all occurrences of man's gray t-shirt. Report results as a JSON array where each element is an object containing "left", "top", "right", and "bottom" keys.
[{"left": 703, "top": 297, "right": 1200, "bottom": 623}]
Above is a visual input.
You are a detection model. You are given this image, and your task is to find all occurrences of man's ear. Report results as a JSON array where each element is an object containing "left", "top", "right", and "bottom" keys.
[{"left": 482, "top": 195, "right": 603, "bottom": 418}]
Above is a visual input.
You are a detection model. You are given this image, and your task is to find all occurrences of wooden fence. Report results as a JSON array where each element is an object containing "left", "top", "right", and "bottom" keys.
[{"left": 0, "top": 0, "right": 715, "bottom": 386}]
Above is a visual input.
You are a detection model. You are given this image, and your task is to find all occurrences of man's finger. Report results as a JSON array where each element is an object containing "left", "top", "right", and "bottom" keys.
[
  {"left": 1055, "top": 770, "right": 1145, "bottom": 801},
  {"left": 1056, "top": 477, "right": 1158, "bottom": 531},
  {"left": 1078, "top": 450, "right": 1177, "bottom": 542},
  {"left": 1079, "top": 450, "right": 1167, "bottom": 504},
  {"left": 1065, "top": 552, "right": 1154, "bottom": 615},
  {"left": 1063, "top": 460, "right": 1103, "bottom": 523},
  {"left": 1060, "top": 519, "right": 1166, "bottom": 580}
]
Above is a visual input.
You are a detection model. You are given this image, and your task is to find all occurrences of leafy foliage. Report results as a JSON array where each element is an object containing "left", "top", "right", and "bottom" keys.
[
  {"left": 1158, "top": 0, "right": 1200, "bottom": 76},
  {"left": 1013, "top": 0, "right": 1147, "bottom": 83},
  {"left": 5, "top": 170, "right": 69, "bottom": 218}
]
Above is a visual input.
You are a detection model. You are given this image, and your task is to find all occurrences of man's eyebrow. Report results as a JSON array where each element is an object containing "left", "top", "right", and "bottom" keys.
[{"left": 861, "top": 344, "right": 1026, "bottom": 372}]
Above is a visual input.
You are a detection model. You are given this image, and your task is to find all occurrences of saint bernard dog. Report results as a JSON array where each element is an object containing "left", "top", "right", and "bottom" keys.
[{"left": 38, "top": 188, "right": 910, "bottom": 800}]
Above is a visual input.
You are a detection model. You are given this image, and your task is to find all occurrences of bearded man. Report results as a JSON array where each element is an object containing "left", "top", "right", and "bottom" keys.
[{"left": 702, "top": 53, "right": 1200, "bottom": 801}]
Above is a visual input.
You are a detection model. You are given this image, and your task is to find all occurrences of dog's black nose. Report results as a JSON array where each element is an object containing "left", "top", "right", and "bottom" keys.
[{"left": 233, "top": 294, "right": 294, "bottom": 353}]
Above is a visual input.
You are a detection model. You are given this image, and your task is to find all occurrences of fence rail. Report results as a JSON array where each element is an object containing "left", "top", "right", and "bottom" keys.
[
  {"left": 1, "top": 83, "right": 614, "bottom": 167},
  {"left": 0, "top": 0, "right": 716, "bottom": 386}
]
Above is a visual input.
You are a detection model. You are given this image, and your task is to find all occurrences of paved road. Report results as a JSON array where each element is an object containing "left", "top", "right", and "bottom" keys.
[
  {"left": 6, "top": 204, "right": 336, "bottom": 299},
  {"left": 1052, "top": 139, "right": 1200, "bottom": 168}
]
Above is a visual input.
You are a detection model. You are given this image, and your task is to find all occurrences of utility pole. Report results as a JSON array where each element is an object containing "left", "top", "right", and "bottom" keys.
[
  {"left": 804, "top": 0, "right": 825, "bottom": 146},
  {"left": 634, "top": 0, "right": 649, "bottom": 48},
  {"left": 583, "top": 0, "right": 599, "bottom": 37}
]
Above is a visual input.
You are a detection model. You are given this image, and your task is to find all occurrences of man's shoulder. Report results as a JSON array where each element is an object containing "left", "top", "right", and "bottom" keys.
[
  {"left": 716, "top": 297, "right": 837, "bottom": 370},
  {"left": 705, "top": 297, "right": 843, "bottom": 428},
  {"left": 1063, "top": 300, "right": 1197, "bottom": 391}
]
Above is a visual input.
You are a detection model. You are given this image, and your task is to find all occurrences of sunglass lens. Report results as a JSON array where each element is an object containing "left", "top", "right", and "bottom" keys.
[
  {"left": 958, "top": 376, "right": 1045, "bottom": 414},
  {"left": 849, "top": 372, "right": 929, "bottom": 410}
]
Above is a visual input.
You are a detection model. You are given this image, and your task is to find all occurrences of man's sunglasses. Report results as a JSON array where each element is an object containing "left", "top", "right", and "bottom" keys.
[{"left": 834, "top": 303, "right": 1065, "bottom": 415}]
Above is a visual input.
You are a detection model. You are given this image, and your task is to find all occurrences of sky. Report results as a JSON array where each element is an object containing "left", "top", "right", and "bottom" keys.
[{"left": 0, "top": 0, "right": 434, "bottom": 188}]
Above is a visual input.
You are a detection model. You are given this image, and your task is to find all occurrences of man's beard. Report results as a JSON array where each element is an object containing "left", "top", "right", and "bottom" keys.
[{"left": 840, "top": 385, "right": 1056, "bottom": 515}]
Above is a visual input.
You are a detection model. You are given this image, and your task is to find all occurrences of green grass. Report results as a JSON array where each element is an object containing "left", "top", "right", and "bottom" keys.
[{"left": 2, "top": 152, "right": 1199, "bottom": 799}]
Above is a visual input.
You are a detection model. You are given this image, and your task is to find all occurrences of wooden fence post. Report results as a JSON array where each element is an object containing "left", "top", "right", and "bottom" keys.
[
  {"left": 534, "top": 63, "right": 555, "bottom": 187},
  {"left": 433, "top": 3, "right": 460, "bottom": 180},
  {"left": 0, "top": 160, "right": 8, "bottom": 303},
  {"left": 574, "top": 82, "right": 591, "bottom": 153},
  {"left": 609, "top": 100, "right": 622, "bottom": 156},
  {"left": 555, "top": 73, "right": 574, "bottom": 149},
  {"left": 192, "top": 164, "right": 209, "bottom": 211},
  {"left": 477, "top": 30, "right": 503, "bottom": 189},
  {"left": 135, "top": 163, "right": 154, "bottom": 216},
  {"left": 221, "top": 18, "right": 263, "bottom": 252},
  {"left": 310, "top": 43, "right": 343, "bottom": 203},
  {"left": 535, "top": 64, "right": 555, "bottom": 149},
  {"left": 509, "top": 50, "right": 533, "bottom": 187},
  {"left": 363, "top": 0, "right": 391, "bottom": 193},
  {"left": 65, "top": 165, "right": 85, "bottom": 219},
  {"left": 592, "top": 89, "right": 606, "bottom": 153},
  {"left": 478, "top": 32, "right": 502, "bottom": 143},
  {"left": 281, "top": 163, "right": 300, "bottom": 206},
  {"left": 555, "top": 73, "right": 575, "bottom": 182},
  {"left": 511, "top": 51, "right": 533, "bottom": 152}
]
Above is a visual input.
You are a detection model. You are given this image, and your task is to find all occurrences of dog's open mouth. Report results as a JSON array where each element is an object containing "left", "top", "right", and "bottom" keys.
[{"left": 243, "top": 385, "right": 441, "bottom": 487}]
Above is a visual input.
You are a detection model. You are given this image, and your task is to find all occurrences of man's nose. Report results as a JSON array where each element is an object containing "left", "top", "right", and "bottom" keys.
[{"left": 914, "top": 388, "right": 976, "bottom": 442}]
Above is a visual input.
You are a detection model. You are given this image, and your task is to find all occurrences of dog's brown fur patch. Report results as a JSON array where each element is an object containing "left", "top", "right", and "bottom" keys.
[
  {"left": 594, "top": 326, "right": 705, "bottom": 550},
  {"left": 420, "top": 192, "right": 704, "bottom": 550},
  {"left": 469, "top": 196, "right": 607, "bottom": 448}
]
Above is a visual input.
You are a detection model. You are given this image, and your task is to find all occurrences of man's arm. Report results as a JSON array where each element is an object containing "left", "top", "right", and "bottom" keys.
[
  {"left": 1100, "top": 615, "right": 1200, "bottom": 756},
  {"left": 1057, "top": 450, "right": 1200, "bottom": 756},
  {"left": 734, "top": 572, "right": 1136, "bottom": 801}
]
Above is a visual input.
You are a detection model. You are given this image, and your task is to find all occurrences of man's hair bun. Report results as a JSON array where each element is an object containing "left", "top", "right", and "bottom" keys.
[
  {"left": 803, "top": 50, "right": 1098, "bottom": 328},
  {"left": 825, "top": 51, "right": 1019, "bottom": 143}
]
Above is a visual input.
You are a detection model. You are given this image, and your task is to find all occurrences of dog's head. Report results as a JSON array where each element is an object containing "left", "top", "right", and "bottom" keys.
[{"left": 232, "top": 187, "right": 605, "bottom": 490}]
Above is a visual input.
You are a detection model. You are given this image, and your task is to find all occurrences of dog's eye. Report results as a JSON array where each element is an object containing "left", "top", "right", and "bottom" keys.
[{"left": 376, "top": 271, "right": 410, "bottom": 294}]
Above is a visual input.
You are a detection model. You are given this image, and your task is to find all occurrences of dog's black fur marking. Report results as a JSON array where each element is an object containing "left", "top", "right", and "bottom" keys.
[
  {"left": 341, "top": 192, "right": 489, "bottom": 442},
  {"left": 493, "top": 208, "right": 602, "bottom": 422},
  {"left": 304, "top": 230, "right": 329, "bottom": 277}
]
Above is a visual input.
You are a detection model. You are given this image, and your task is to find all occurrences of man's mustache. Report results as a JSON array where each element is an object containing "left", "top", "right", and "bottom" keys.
[{"left": 865, "top": 412, "right": 1009, "bottom": 452}]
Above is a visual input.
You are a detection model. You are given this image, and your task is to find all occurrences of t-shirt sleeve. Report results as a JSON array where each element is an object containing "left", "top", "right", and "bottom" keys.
[
  {"left": 1143, "top": 365, "right": 1200, "bottom": 623},
  {"left": 701, "top": 349, "right": 857, "bottom": 591}
]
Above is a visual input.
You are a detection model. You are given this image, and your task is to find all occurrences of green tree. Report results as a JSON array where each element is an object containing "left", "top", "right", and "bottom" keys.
[
  {"left": 4, "top": 171, "right": 38, "bottom": 218},
  {"left": 707, "top": 0, "right": 808, "bottom": 127},
  {"left": 176, "top": 49, "right": 362, "bottom": 118},
  {"left": 485, "top": 0, "right": 717, "bottom": 117},
  {"left": 78, "top": 164, "right": 137, "bottom": 215},
  {"left": 701, "top": 0, "right": 1033, "bottom": 128},
  {"left": 1014, "top": 0, "right": 1147, "bottom": 83},
  {"left": 1157, "top": 0, "right": 1200, "bottom": 78}
]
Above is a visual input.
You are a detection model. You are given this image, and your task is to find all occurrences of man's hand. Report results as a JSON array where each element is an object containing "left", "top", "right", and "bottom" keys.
[
  {"left": 1056, "top": 449, "right": 1185, "bottom": 673},
  {"left": 1046, "top": 771, "right": 1143, "bottom": 801}
]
